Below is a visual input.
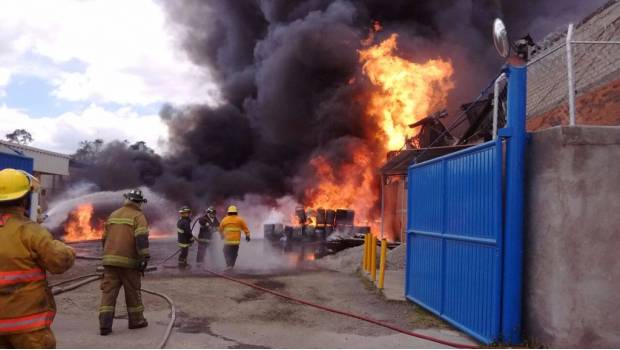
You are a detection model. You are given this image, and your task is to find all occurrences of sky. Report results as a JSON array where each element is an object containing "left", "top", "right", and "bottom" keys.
[{"left": 0, "top": 0, "right": 219, "bottom": 154}]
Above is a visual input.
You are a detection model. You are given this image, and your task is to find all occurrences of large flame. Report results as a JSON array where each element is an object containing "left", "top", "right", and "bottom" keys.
[
  {"left": 359, "top": 33, "right": 454, "bottom": 149},
  {"left": 304, "top": 145, "right": 377, "bottom": 230},
  {"left": 63, "top": 203, "right": 104, "bottom": 242},
  {"left": 302, "top": 30, "right": 454, "bottom": 240}
]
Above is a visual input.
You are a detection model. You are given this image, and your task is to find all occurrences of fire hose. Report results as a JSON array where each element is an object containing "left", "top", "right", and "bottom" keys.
[
  {"left": 203, "top": 267, "right": 477, "bottom": 349},
  {"left": 67, "top": 253, "right": 476, "bottom": 347},
  {"left": 49, "top": 272, "right": 176, "bottom": 349}
]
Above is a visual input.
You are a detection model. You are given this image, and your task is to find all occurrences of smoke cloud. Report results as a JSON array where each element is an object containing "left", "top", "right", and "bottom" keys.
[{"left": 66, "top": 0, "right": 607, "bottom": 217}]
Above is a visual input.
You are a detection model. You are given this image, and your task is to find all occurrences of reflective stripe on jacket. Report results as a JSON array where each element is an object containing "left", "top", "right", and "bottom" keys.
[
  {"left": 0, "top": 207, "right": 75, "bottom": 335},
  {"left": 102, "top": 202, "right": 150, "bottom": 269},
  {"left": 218, "top": 215, "right": 250, "bottom": 245}
]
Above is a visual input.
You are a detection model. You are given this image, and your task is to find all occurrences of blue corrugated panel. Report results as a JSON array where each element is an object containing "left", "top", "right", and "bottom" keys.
[
  {"left": 0, "top": 151, "right": 34, "bottom": 173},
  {"left": 406, "top": 140, "right": 503, "bottom": 344}
]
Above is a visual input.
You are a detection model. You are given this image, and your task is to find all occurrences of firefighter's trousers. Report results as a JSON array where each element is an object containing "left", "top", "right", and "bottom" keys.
[
  {"left": 178, "top": 247, "right": 189, "bottom": 266},
  {"left": 99, "top": 266, "right": 146, "bottom": 330},
  {"left": 0, "top": 328, "right": 55, "bottom": 349},
  {"left": 196, "top": 241, "right": 210, "bottom": 263},
  {"left": 223, "top": 245, "right": 240, "bottom": 267}
]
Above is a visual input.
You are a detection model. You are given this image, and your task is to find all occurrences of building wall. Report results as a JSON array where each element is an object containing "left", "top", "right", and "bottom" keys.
[
  {"left": 382, "top": 176, "right": 407, "bottom": 242},
  {"left": 527, "top": 77, "right": 620, "bottom": 131},
  {"left": 524, "top": 125, "right": 620, "bottom": 347}
]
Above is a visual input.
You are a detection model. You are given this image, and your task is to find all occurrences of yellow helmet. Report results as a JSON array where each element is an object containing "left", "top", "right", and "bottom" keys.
[
  {"left": 0, "top": 168, "right": 39, "bottom": 202},
  {"left": 227, "top": 205, "right": 238, "bottom": 214}
]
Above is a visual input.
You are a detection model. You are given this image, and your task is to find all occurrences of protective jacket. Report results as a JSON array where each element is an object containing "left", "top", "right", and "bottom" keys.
[
  {"left": 0, "top": 207, "right": 75, "bottom": 335},
  {"left": 219, "top": 215, "right": 250, "bottom": 245},
  {"left": 102, "top": 202, "right": 150, "bottom": 269},
  {"left": 197, "top": 215, "right": 219, "bottom": 243},
  {"left": 177, "top": 217, "right": 193, "bottom": 248}
]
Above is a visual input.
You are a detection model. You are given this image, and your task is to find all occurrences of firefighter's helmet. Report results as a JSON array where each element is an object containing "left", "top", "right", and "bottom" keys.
[
  {"left": 227, "top": 205, "right": 238, "bottom": 214},
  {"left": 0, "top": 168, "right": 39, "bottom": 202},
  {"left": 124, "top": 189, "right": 147, "bottom": 203},
  {"left": 178, "top": 206, "right": 192, "bottom": 215},
  {"left": 206, "top": 206, "right": 216, "bottom": 214}
]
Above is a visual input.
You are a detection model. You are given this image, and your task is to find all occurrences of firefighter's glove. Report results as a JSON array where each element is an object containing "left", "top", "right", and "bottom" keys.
[
  {"left": 137, "top": 260, "right": 148, "bottom": 274},
  {"left": 245, "top": 236, "right": 251, "bottom": 242}
]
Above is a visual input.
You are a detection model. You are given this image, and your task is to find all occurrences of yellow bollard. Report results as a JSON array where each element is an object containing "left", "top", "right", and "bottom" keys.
[
  {"left": 364, "top": 234, "right": 370, "bottom": 272},
  {"left": 371, "top": 235, "right": 377, "bottom": 281},
  {"left": 378, "top": 239, "right": 387, "bottom": 289},
  {"left": 361, "top": 234, "right": 368, "bottom": 270}
]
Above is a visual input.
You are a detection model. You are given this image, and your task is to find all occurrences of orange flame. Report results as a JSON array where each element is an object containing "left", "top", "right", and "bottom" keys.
[
  {"left": 359, "top": 33, "right": 454, "bottom": 149},
  {"left": 302, "top": 30, "right": 454, "bottom": 240},
  {"left": 63, "top": 203, "right": 104, "bottom": 242},
  {"left": 304, "top": 144, "right": 378, "bottom": 232}
]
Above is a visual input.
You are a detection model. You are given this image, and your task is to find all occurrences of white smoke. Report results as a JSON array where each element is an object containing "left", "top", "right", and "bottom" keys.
[{"left": 45, "top": 182, "right": 178, "bottom": 237}]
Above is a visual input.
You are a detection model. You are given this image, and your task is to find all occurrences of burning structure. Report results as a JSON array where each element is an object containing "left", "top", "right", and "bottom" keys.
[{"left": 51, "top": 0, "right": 605, "bottom": 245}]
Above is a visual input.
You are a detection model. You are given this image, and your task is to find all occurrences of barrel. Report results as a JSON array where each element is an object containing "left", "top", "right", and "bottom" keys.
[
  {"left": 316, "top": 208, "right": 327, "bottom": 226},
  {"left": 263, "top": 224, "right": 275, "bottom": 239}
]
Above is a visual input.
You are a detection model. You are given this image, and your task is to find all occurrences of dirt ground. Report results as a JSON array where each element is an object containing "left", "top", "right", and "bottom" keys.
[{"left": 48, "top": 240, "right": 477, "bottom": 348}]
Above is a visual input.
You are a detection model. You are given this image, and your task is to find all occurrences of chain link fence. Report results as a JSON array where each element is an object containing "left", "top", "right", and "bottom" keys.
[{"left": 526, "top": 2, "right": 620, "bottom": 127}]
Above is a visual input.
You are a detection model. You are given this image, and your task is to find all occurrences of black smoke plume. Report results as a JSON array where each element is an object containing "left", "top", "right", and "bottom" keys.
[{"left": 70, "top": 0, "right": 607, "bottom": 210}]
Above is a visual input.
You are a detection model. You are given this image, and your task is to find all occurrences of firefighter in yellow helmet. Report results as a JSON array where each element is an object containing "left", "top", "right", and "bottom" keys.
[
  {"left": 218, "top": 205, "right": 250, "bottom": 270},
  {"left": 99, "top": 189, "right": 150, "bottom": 336},
  {"left": 0, "top": 168, "right": 75, "bottom": 348}
]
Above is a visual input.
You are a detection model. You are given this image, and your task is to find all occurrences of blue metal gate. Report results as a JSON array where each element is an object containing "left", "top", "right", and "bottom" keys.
[
  {"left": 406, "top": 140, "right": 503, "bottom": 343},
  {"left": 405, "top": 65, "right": 527, "bottom": 345}
]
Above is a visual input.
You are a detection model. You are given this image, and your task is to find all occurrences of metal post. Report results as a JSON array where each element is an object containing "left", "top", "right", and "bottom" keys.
[
  {"left": 365, "top": 234, "right": 371, "bottom": 272},
  {"left": 500, "top": 64, "right": 527, "bottom": 344},
  {"left": 380, "top": 176, "right": 385, "bottom": 239},
  {"left": 29, "top": 191, "right": 39, "bottom": 222},
  {"left": 362, "top": 234, "right": 368, "bottom": 270},
  {"left": 566, "top": 23, "right": 576, "bottom": 126},
  {"left": 371, "top": 236, "right": 377, "bottom": 281},
  {"left": 493, "top": 73, "right": 506, "bottom": 140},
  {"left": 378, "top": 239, "right": 387, "bottom": 289}
]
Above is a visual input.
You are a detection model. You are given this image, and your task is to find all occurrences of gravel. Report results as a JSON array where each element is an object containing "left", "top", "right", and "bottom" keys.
[
  {"left": 386, "top": 243, "right": 407, "bottom": 270},
  {"left": 314, "top": 245, "right": 364, "bottom": 274}
]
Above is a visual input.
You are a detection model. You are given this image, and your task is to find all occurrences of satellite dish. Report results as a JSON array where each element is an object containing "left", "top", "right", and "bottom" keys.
[{"left": 493, "top": 18, "right": 510, "bottom": 58}]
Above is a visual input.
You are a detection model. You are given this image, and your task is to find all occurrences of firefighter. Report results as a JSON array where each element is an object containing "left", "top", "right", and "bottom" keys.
[
  {"left": 218, "top": 205, "right": 250, "bottom": 270},
  {"left": 177, "top": 206, "right": 193, "bottom": 268},
  {"left": 0, "top": 168, "right": 75, "bottom": 348},
  {"left": 196, "top": 206, "right": 219, "bottom": 265},
  {"left": 99, "top": 189, "right": 150, "bottom": 336}
]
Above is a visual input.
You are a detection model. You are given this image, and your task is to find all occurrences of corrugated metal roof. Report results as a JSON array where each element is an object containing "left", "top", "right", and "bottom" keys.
[
  {"left": 0, "top": 141, "right": 70, "bottom": 176},
  {"left": 380, "top": 145, "right": 471, "bottom": 176}
]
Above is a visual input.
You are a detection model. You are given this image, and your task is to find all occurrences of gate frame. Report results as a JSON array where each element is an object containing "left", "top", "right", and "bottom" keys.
[{"left": 405, "top": 64, "right": 527, "bottom": 345}]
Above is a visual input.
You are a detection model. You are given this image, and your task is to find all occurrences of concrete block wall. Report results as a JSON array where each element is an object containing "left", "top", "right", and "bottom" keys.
[{"left": 523, "top": 126, "right": 620, "bottom": 347}]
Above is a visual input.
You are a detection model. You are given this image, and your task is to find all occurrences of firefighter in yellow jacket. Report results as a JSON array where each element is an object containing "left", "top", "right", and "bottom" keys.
[
  {"left": 0, "top": 168, "right": 75, "bottom": 348},
  {"left": 98, "top": 189, "right": 150, "bottom": 336},
  {"left": 218, "top": 205, "right": 250, "bottom": 269}
]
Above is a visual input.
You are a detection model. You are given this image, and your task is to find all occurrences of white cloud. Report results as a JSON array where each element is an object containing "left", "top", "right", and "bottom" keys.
[
  {"left": 0, "top": 0, "right": 220, "bottom": 106},
  {"left": 0, "top": 104, "right": 168, "bottom": 155}
]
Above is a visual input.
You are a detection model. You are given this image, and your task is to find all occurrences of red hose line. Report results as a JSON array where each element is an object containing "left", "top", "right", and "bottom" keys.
[{"left": 204, "top": 268, "right": 477, "bottom": 349}]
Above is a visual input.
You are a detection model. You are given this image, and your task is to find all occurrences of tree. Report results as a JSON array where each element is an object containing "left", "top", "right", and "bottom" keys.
[
  {"left": 5, "top": 129, "right": 33, "bottom": 145},
  {"left": 73, "top": 139, "right": 104, "bottom": 161},
  {"left": 129, "top": 141, "right": 155, "bottom": 154}
]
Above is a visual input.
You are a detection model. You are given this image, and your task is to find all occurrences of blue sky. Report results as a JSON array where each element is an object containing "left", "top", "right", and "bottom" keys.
[{"left": 0, "top": 0, "right": 218, "bottom": 154}]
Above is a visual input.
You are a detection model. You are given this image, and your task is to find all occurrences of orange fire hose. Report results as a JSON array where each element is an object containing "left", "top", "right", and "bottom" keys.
[{"left": 203, "top": 267, "right": 477, "bottom": 349}]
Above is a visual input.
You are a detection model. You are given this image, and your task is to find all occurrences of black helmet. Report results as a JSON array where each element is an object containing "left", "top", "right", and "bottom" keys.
[
  {"left": 178, "top": 206, "right": 192, "bottom": 214},
  {"left": 124, "top": 189, "right": 147, "bottom": 203},
  {"left": 206, "top": 206, "right": 216, "bottom": 214}
]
